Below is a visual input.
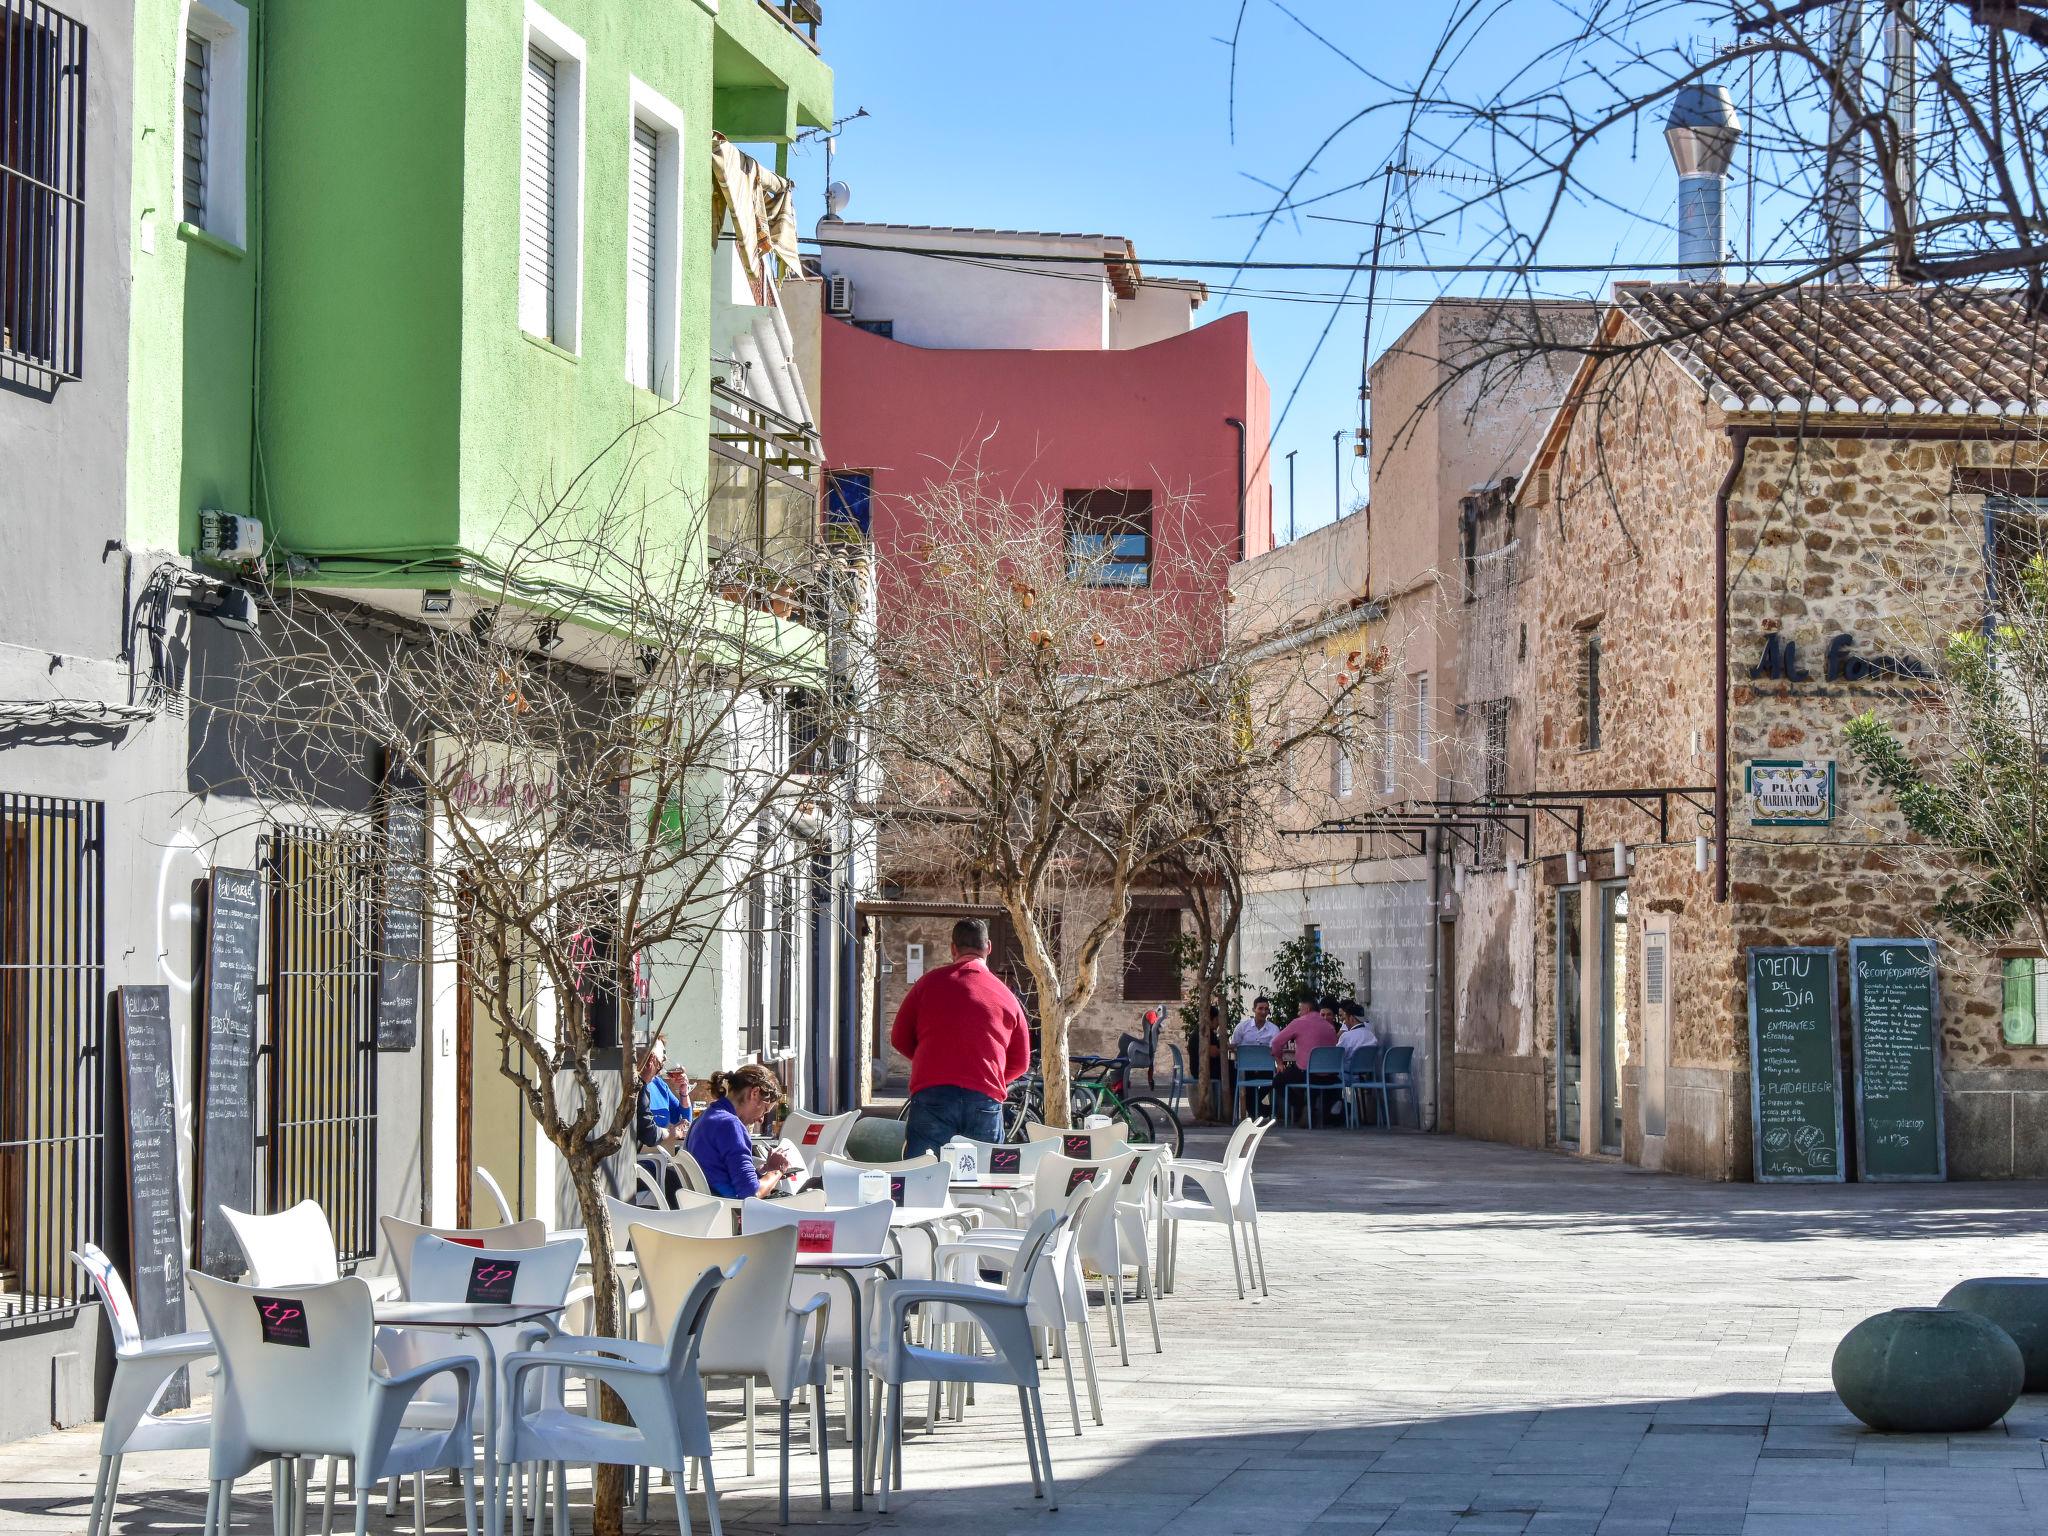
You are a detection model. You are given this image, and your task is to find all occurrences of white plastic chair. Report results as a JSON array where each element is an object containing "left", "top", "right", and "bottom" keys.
[
  {"left": 819, "top": 1156, "right": 949, "bottom": 1209},
  {"left": 1023, "top": 1122, "right": 1130, "bottom": 1159},
  {"left": 930, "top": 1181, "right": 1100, "bottom": 1434},
  {"left": 1162, "top": 1118, "right": 1272, "bottom": 1299},
  {"left": 781, "top": 1109, "right": 859, "bottom": 1162},
  {"left": 630, "top": 1223, "right": 832, "bottom": 1525},
  {"left": 866, "top": 1207, "right": 1065, "bottom": 1512},
  {"left": 739, "top": 1198, "right": 893, "bottom": 1453},
  {"left": 378, "top": 1216, "right": 548, "bottom": 1298},
  {"left": 672, "top": 1145, "right": 714, "bottom": 1195},
  {"left": 71, "top": 1245, "right": 215, "bottom": 1536},
  {"left": 502, "top": 1259, "right": 734, "bottom": 1536},
  {"left": 189, "top": 1272, "right": 480, "bottom": 1536},
  {"left": 473, "top": 1168, "right": 517, "bottom": 1227},
  {"left": 600, "top": 1197, "right": 722, "bottom": 1339}
]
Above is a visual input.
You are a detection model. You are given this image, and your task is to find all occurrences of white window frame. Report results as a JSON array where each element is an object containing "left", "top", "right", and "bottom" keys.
[
  {"left": 178, "top": 0, "right": 250, "bottom": 249},
  {"left": 1333, "top": 736, "right": 1354, "bottom": 800},
  {"left": 521, "top": 2, "right": 587, "bottom": 353},
  {"left": 1378, "top": 681, "right": 1397, "bottom": 796},
  {"left": 624, "top": 78, "right": 685, "bottom": 400}
]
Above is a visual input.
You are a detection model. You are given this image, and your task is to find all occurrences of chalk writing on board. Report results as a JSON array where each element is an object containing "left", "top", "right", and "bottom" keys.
[
  {"left": 1746, "top": 948, "right": 1845, "bottom": 1183},
  {"left": 375, "top": 754, "right": 428, "bottom": 1050},
  {"left": 196, "top": 869, "right": 260, "bottom": 1276},
  {"left": 119, "top": 985, "right": 190, "bottom": 1405},
  {"left": 1848, "top": 938, "right": 1945, "bottom": 1181}
]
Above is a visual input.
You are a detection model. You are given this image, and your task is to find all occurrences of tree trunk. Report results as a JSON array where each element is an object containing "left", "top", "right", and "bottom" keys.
[
  {"left": 1040, "top": 1009, "right": 1072, "bottom": 1128},
  {"left": 570, "top": 1156, "right": 630, "bottom": 1536}
]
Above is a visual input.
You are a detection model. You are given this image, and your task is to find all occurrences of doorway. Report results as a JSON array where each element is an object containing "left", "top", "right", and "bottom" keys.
[
  {"left": 454, "top": 886, "right": 540, "bottom": 1226},
  {"left": 1597, "top": 883, "right": 1629, "bottom": 1154},
  {"left": 1555, "top": 888, "right": 1582, "bottom": 1147}
]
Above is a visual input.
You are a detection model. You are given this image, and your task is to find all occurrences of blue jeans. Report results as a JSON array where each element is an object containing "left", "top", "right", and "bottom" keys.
[{"left": 904, "top": 1084, "right": 1004, "bottom": 1159}]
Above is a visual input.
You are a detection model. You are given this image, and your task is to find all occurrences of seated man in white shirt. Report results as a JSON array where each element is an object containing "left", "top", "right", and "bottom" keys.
[
  {"left": 1228, "top": 996, "right": 1281, "bottom": 1117},
  {"left": 1335, "top": 1000, "right": 1378, "bottom": 1056}
]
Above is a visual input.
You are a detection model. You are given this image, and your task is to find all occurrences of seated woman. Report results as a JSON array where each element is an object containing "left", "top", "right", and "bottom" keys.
[{"left": 683, "top": 1062, "right": 793, "bottom": 1200}]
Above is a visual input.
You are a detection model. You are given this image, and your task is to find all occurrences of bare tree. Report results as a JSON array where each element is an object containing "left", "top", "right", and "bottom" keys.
[
  {"left": 863, "top": 472, "right": 1372, "bottom": 1126},
  {"left": 218, "top": 430, "right": 850, "bottom": 1534}
]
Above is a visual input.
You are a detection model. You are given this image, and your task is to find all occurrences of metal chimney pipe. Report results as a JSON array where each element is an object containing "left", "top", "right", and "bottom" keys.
[
  {"left": 1666, "top": 84, "right": 1743, "bottom": 281},
  {"left": 1823, "top": 0, "right": 1866, "bottom": 273},
  {"left": 1886, "top": 0, "right": 1918, "bottom": 283}
]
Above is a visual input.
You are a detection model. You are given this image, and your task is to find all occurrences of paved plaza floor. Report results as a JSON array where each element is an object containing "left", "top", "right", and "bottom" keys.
[{"left": 7, "top": 1128, "right": 2048, "bottom": 1534}]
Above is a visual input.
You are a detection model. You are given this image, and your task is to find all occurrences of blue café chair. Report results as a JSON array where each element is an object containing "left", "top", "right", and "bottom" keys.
[
  {"left": 1165, "top": 1043, "right": 1189, "bottom": 1117},
  {"left": 1341, "top": 1045, "right": 1387, "bottom": 1129},
  {"left": 1380, "top": 1045, "right": 1419, "bottom": 1128},
  {"left": 1233, "top": 1044, "right": 1276, "bottom": 1121},
  {"left": 1284, "top": 1046, "right": 1348, "bottom": 1130}
]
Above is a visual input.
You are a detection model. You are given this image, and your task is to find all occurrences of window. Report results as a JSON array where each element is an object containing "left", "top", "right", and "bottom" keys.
[
  {"left": 0, "top": 793, "right": 106, "bottom": 1322},
  {"left": 1414, "top": 672, "right": 1432, "bottom": 765},
  {"left": 1122, "top": 904, "right": 1183, "bottom": 1002},
  {"left": 1377, "top": 681, "right": 1397, "bottom": 795},
  {"left": 267, "top": 822, "right": 379, "bottom": 1265},
  {"left": 2003, "top": 958, "right": 2046, "bottom": 1047},
  {"left": 179, "top": 1, "right": 247, "bottom": 247},
  {"left": 1989, "top": 497, "right": 2048, "bottom": 615},
  {"left": 1, "top": 1, "right": 85, "bottom": 377},
  {"left": 1580, "top": 629, "right": 1603, "bottom": 751},
  {"left": 1064, "top": 489, "right": 1152, "bottom": 588},
  {"left": 1332, "top": 735, "right": 1354, "bottom": 799},
  {"left": 520, "top": 5, "right": 585, "bottom": 350},
  {"left": 624, "top": 79, "right": 682, "bottom": 397},
  {"left": 826, "top": 470, "right": 873, "bottom": 539},
  {"left": 1478, "top": 698, "right": 1510, "bottom": 864},
  {"left": 743, "top": 867, "right": 767, "bottom": 1055}
]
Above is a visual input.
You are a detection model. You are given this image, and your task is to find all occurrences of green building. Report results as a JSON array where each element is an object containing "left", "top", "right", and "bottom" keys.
[{"left": 0, "top": 0, "right": 844, "bottom": 1442}]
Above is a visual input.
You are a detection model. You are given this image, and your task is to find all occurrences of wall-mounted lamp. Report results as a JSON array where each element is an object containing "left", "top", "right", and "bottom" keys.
[
  {"left": 1565, "top": 850, "right": 1582, "bottom": 883},
  {"left": 421, "top": 590, "right": 455, "bottom": 616},
  {"left": 1695, "top": 835, "right": 1713, "bottom": 873},
  {"left": 1613, "top": 840, "right": 1632, "bottom": 873},
  {"left": 1506, "top": 858, "right": 1520, "bottom": 890}
]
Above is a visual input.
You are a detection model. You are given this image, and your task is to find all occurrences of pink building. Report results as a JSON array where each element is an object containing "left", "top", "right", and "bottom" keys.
[{"left": 815, "top": 222, "right": 1273, "bottom": 640}]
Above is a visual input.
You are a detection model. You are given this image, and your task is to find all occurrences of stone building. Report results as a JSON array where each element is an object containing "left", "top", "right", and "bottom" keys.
[{"left": 1456, "top": 282, "right": 2048, "bottom": 1179}]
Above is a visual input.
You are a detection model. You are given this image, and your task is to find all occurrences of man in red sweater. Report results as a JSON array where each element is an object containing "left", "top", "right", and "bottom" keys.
[{"left": 891, "top": 918, "right": 1033, "bottom": 1157}]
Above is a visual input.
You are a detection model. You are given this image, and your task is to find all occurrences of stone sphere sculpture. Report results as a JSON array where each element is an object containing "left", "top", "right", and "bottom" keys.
[
  {"left": 1940, "top": 1278, "right": 2048, "bottom": 1393},
  {"left": 1832, "top": 1307, "right": 2023, "bottom": 1434}
]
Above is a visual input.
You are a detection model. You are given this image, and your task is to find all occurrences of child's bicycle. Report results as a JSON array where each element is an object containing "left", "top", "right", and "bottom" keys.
[{"left": 1065, "top": 1052, "right": 1184, "bottom": 1156}]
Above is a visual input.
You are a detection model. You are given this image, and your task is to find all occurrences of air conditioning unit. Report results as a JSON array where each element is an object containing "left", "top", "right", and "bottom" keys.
[
  {"left": 199, "top": 509, "right": 265, "bottom": 564},
  {"left": 826, "top": 274, "right": 854, "bottom": 317}
]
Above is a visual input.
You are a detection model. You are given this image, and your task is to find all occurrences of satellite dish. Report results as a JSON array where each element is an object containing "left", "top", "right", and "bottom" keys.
[{"left": 825, "top": 181, "right": 852, "bottom": 218}]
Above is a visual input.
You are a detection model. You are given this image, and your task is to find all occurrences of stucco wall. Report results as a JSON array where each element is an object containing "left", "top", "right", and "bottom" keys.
[{"left": 817, "top": 226, "right": 1116, "bottom": 351}]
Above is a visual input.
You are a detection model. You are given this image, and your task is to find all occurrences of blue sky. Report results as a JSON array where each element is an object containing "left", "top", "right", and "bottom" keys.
[{"left": 789, "top": 2, "right": 1732, "bottom": 542}]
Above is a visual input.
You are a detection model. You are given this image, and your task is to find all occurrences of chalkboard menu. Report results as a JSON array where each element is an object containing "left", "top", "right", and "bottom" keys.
[
  {"left": 1746, "top": 946, "right": 1846, "bottom": 1182},
  {"left": 1848, "top": 937, "right": 1947, "bottom": 1182},
  {"left": 194, "top": 869, "right": 261, "bottom": 1276},
  {"left": 117, "top": 985, "right": 190, "bottom": 1404},
  {"left": 375, "top": 752, "right": 428, "bottom": 1051}
]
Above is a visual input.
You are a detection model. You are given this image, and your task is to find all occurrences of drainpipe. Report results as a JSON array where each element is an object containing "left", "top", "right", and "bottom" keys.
[
  {"left": 1427, "top": 826, "right": 1442, "bottom": 1132},
  {"left": 1226, "top": 418, "right": 1247, "bottom": 561},
  {"left": 1713, "top": 428, "right": 1756, "bottom": 904}
]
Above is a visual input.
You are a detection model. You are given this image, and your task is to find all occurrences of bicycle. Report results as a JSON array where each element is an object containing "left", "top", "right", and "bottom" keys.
[{"left": 1067, "top": 1053, "right": 1184, "bottom": 1156}]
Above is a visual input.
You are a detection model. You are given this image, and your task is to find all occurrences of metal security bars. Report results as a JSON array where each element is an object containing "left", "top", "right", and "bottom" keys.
[
  {"left": 264, "top": 824, "right": 379, "bottom": 1266},
  {"left": 0, "top": 792, "right": 105, "bottom": 1326},
  {"left": 0, "top": 0, "right": 86, "bottom": 379}
]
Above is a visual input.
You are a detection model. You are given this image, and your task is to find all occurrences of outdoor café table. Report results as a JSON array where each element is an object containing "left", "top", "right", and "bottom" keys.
[
  {"left": 794, "top": 1251, "right": 895, "bottom": 1509},
  {"left": 372, "top": 1298, "right": 567, "bottom": 1536}
]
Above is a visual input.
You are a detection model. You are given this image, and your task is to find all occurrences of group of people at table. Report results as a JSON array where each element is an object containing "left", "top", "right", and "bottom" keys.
[{"left": 1202, "top": 993, "right": 1380, "bottom": 1126}]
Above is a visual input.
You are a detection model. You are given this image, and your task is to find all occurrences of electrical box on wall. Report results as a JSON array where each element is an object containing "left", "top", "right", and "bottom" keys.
[{"left": 905, "top": 943, "right": 924, "bottom": 983}]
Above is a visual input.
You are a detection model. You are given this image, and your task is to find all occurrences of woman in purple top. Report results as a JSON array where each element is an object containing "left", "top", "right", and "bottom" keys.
[{"left": 683, "top": 1063, "right": 791, "bottom": 1199}]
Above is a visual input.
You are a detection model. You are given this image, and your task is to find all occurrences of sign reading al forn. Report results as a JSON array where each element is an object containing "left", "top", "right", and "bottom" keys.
[{"left": 1747, "top": 759, "right": 1836, "bottom": 826}]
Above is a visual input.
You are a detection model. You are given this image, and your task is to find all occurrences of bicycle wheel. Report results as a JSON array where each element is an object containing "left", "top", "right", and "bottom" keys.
[{"left": 1120, "top": 1095, "right": 1184, "bottom": 1157}]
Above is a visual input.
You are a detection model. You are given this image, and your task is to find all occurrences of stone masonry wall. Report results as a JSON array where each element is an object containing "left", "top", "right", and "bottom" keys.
[{"left": 1725, "top": 432, "right": 2048, "bottom": 1176}]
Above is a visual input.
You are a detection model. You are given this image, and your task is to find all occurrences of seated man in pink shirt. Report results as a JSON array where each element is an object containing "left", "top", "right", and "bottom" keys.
[{"left": 1270, "top": 996, "right": 1342, "bottom": 1127}]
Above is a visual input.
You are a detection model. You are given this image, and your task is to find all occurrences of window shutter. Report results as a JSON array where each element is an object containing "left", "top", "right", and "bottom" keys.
[
  {"left": 182, "top": 33, "right": 209, "bottom": 227},
  {"left": 1122, "top": 905, "right": 1183, "bottom": 1002},
  {"left": 520, "top": 44, "right": 558, "bottom": 340},
  {"left": 1378, "top": 682, "right": 1397, "bottom": 794},
  {"left": 626, "top": 119, "right": 658, "bottom": 389},
  {"left": 1642, "top": 927, "right": 1669, "bottom": 1137},
  {"left": 1415, "top": 672, "right": 1432, "bottom": 763}
]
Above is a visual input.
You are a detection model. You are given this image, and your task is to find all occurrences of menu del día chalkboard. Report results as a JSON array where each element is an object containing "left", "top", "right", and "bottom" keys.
[
  {"left": 194, "top": 869, "right": 261, "bottom": 1277},
  {"left": 117, "top": 985, "right": 191, "bottom": 1404},
  {"left": 1848, "top": 937, "right": 1947, "bottom": 1182},
  {"left": 1746, "top": 946, "right": 1846, "bottom": 1182},
  {"left": 375, "top": 751, "right": 428, "bottom": 1051}
]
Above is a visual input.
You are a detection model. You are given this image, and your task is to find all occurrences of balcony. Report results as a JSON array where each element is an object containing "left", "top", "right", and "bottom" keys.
[
  {"left": 759, "top": 0, "right": 822, "bottom": 53},
  {"left": 709, "top": 377, "right": 824, "bottom": 616}
]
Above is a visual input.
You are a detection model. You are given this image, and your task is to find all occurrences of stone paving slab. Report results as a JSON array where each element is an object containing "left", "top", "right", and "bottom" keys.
[{"left": 6, "top": 1129, "right": 2048, "bottom": 1532}]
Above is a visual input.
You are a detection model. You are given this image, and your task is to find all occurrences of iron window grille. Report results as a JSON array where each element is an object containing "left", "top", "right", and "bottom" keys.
[
  {"left": 0, "top": 791, "right": 104, "bottom": 1326},
  {"left": 743, "top": 865, "right": 767, "bottom": 1056},
  {"left": 0, "top": 0, "right": 86, "bottom": 379},
  {"left": 263, "top": 823, "right": 379, "bottom": 1267}
]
